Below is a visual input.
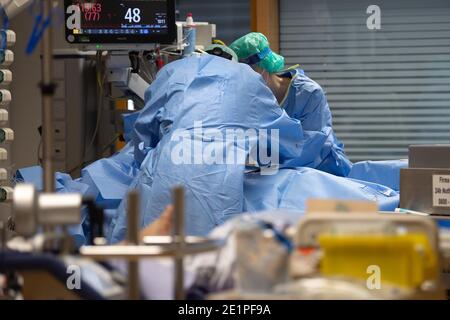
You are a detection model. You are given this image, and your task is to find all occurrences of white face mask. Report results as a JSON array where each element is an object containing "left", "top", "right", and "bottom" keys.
[
  {"left": 260, "top": 70, "right": 270, "bottom": 84},
  {"left": 252, "top": 66, "right": 268, "bottom": 82},
  {"left": 257, "top": 68, "right": 288, "bottom": 104},
  {"left": 260, "top": 70, "right": 276, "bottom": 93},
  {"left": 253, "top": 67, "right": 278, "bottom": 98}
]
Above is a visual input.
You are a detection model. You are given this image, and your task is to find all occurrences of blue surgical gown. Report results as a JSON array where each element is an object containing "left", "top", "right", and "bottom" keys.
[
  {"left": 279, "top": 68, "right": 352, "bottom": 177},
  {"left": 108, "top": 54, "right": 307, "bottom": 243},
  {"left": 15, "top": 56, "right": 402, "bottom": 245}
]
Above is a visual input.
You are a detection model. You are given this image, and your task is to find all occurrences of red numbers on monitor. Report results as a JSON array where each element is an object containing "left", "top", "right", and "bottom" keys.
[{"left": 76, "top": 1, "right": 102, "bottom": 21}]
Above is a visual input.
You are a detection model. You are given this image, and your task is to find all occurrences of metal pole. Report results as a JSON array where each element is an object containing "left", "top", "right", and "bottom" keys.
[
  {"left": 41, "top": 0, "right": 54, "bottom": 192},
  {"left": 173, "top": 186, "right": 185, "bottom": 300},
  {"left": 0, "top": 222, "right": 5, "bottom": 252},
  {"left": 127, "top": 190, "right": 140, "bottom": 300}
]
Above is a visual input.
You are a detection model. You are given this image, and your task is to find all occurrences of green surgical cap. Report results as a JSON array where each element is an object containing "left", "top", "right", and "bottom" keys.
[{"left": 230, "top": 32, "right": 285, "bottom": 73}]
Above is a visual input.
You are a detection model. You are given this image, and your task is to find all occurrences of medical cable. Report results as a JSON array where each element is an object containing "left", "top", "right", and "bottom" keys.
[
  {"left": 84, "top": 51, "right": 106, "bottom": 159},
  {"left": 68, "top": 133, "right": 121, "bottom": 175}
]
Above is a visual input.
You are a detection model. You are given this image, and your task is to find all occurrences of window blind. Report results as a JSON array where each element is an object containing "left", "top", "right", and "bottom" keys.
[{"left": 280, "top": 0, "right": 450, "bottom": 161}]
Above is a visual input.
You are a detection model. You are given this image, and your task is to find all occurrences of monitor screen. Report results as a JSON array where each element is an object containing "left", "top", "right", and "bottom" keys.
[{"left": 65, "top": 0, "right": 176, "bottom": 45}]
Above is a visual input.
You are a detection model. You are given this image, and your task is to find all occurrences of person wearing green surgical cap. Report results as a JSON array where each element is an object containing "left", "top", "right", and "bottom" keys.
[
  {"left": 230, "top": 32, "right": 353, "bottom": 177},
  {"left": 230, "top": 32, "right": 289, "bottom": 103}
]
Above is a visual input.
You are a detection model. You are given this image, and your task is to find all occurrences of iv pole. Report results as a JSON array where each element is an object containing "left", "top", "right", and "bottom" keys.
[{"left": 40, "top": 0, "right": 55, "bottom": 192}]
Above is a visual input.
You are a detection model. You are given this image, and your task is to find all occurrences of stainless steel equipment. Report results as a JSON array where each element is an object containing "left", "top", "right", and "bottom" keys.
[
  {"left": 80, "top": 186, "right": 224, "bottom": 300},
  {"left": 400, "top": 145, "right": 450, "bottom": 215}
]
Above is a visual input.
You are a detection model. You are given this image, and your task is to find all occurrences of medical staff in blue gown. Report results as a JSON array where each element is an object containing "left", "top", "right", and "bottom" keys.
[
  {"left": 16, "top": 47, "right": 402, "bottom": 245},
  {"left": 106, "top": 50, "right": 401, "bottom": 243},
  {"left": 230, "top": 33, "right": 352, "bottom": 177},
  {"left": 107, "top": 53, "right": 308, "bottom": 243}
]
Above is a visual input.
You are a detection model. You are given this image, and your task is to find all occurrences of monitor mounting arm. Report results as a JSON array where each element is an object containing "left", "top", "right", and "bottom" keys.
[{"left": 106, "top": 51, "right": 150, "bottom": 101}]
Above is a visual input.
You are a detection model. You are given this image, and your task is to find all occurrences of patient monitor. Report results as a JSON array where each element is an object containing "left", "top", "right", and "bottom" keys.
[
  {"left": 64, "top": 0, "right": 177, "bottom": 50},
  {"left": 63, "top": 0, "right": 177, "bottom": 99}
]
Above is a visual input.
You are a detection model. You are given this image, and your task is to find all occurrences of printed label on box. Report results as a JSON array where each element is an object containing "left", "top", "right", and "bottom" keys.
[{"left": 433, "top": 175, "right": 450, "bottom": 207}]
